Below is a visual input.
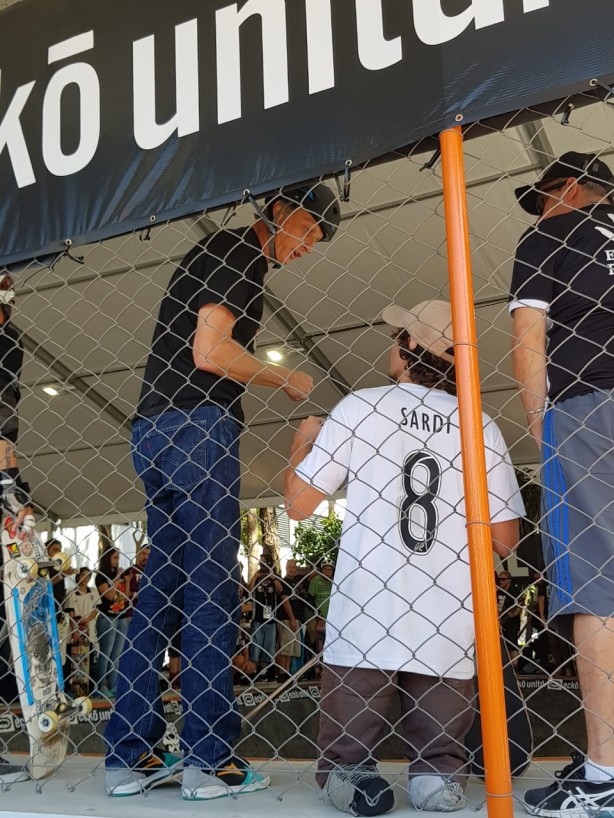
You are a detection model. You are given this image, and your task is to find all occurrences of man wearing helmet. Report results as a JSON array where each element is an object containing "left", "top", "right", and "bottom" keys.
[{"left": 105, "top": 183, "right": 340, "bottom": 801}]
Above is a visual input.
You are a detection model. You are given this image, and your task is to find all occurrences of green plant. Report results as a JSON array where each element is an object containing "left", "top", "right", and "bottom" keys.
[{"left": 292, "top": 511, "right": 342, "bottom": 567}]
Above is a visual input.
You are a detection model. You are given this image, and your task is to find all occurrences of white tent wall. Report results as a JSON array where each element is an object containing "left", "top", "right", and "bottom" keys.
[{"left": 7, "top": 101, "right": 613, "bottom": 523}]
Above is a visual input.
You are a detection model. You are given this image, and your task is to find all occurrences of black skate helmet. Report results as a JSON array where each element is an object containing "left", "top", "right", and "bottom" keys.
[{"left": 266, "top": 182, "right": 340, "bottom": 242}]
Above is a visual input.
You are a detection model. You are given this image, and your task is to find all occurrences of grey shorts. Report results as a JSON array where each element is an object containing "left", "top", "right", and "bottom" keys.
[{"left": 542, "top": 390, "right": 614, "bottom": 620}]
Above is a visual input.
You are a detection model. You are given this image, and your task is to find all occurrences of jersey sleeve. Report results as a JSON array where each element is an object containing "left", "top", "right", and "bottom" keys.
[
  {"left": 294, "top": 400, "right": 353, "bottom": 495},
  {"left": 193, "top": 232, "right": 258, "bottom": 320},
  {"left": 508, "top": 227, "right": 561, "bottom": 314},
  {"left": 483, "top": 418, "right": 525, "bottom": 522}
]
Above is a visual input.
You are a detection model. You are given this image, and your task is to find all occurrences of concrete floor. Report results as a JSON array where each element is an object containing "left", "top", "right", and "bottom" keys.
[{"left": 0, "top": 757, "right": 565, "bottom": 818}]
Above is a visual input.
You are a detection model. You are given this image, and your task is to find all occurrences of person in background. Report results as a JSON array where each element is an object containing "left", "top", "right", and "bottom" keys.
[
  {"left": 120, "top": 546, "right": 151, "bottom": 618},
  {"left": 497, "top": 572, "right": 522, "bottom": 666},
  {"left": 65, "top": 568, "right": 100, "bottom": 697},
  {"left": 276, "top": 559, "right": 308, "bottom": 679},
  {"left": 248, "top": 556, "right": 296, "bottom": 682},
  {"left": 308, "top": 561, "right": 334, "bottom": 658},
  {"left": 94, "top": 548, "right": 129, "bottom": 699}
]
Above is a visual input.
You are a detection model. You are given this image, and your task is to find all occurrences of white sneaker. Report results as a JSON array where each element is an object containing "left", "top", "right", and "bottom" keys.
[
  {"left": 408, "top": 775, "right": 465, "bottom": 811},
  {"left": 181, "top": 757, "right": 269, "bottom": 801}
]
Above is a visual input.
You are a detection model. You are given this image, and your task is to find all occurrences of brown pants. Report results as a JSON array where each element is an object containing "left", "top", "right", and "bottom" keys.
[{"left": 316, "top": 664, "right": 474, "bottom": 789}]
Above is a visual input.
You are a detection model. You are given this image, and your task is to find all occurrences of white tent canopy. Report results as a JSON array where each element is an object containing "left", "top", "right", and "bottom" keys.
[{"left": 3, "top": 0, "right": 612, "bottom": 523}]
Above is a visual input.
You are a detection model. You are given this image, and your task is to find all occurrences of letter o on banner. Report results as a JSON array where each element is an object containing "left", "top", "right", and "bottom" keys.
[{"left": 42, "top": 63, "right": 100, "bottom": 177}]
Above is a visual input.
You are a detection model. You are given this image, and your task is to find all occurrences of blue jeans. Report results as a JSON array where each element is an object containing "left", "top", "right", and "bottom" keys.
[
  {"left": 95, "top": 613, "right": 130, "bottom": 690},
  {"left": 105, "top": 406, "right": 242, "bottom": 770}
]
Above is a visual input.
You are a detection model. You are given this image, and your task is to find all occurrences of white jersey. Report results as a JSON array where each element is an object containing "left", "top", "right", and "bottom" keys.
[{"left": 295, "top": 383, "right": 525, "bottom": 679}]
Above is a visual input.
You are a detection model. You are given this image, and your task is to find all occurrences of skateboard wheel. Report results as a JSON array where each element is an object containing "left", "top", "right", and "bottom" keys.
[
  {"left": 73, "top": 696, "right": 92, "bottom": 716},
  {"left": 38, "top": 711, "right": 59, "bottom": 734},
  {"left": 53, "top": 552, "right": 71, "bottom": 571},
  {"left": 16, "top": 558, "right": 38, "bottom": 580}
]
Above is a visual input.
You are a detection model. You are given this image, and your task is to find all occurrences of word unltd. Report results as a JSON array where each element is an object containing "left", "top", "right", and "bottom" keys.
[{"left": 0, "top": 0, "right": 551, "bottom": 190}]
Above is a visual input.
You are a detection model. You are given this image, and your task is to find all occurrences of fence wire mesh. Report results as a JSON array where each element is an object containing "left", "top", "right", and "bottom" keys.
[{"left": 1, "top": 92, "right": 614, "bottom": 813}]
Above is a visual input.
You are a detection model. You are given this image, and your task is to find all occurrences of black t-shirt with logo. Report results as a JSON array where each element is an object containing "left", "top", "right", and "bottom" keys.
[
  {"left": 278, "top": 576, "right": 306, "bottom": 621},
  {"left": 510, "top": 205, "right": 614, "bottom": 403},
  {"left": 136, "top": 227, "right": 268, "bottom": 423},
  {"left": 252, "top": 574, "right": 278, "bottom": 624}
]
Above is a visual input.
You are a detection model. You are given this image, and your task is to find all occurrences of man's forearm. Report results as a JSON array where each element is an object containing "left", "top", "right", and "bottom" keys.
[
  {"left": 512, "top": 309, "right": 548, "bottom": 448},
  {"left": 194, "top": 337, "right": 290, "bottom": 389},
  {"left": 512, "top": 344, "right": 547, "bottom": 447},
  {"left": 0, "top": 439, "right": 17, "bottom": 471}
]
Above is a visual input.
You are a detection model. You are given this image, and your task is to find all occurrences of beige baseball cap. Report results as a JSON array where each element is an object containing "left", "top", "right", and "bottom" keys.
[{"left": 381, "top": 299, "right": 455, "bottom": 364}]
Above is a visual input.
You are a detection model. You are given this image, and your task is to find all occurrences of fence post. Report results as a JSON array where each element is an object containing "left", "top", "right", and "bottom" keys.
[{"left": 440, "top": 125, "right": 514, "bottom": 818}]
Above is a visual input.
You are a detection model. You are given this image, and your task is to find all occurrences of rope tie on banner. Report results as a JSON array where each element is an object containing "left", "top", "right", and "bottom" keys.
[
  {"left": 49, "top": 241, "right": 85, "bottom": 269},
  {"left": 420, "top": 147, "right": 441, "bottom": 172},
  {"left": 221, "top": 203, "right": 238, "bottom": 227},
  {"left": 243, "top": 190, "right": 276, "bottom": 235},
  {"left": 589, "top": 78, "right": 614, "bottom": 105},
  {"left": 335, "top": 161, "right": 352, "bottom": 203},
  {"left": 560, "top": 103, "right": 574, "bottom": 126}
]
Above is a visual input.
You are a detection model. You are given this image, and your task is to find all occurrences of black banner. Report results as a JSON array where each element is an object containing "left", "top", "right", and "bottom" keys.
[{"left": 1, "top": 0, "right": 613, "bottom": 264}]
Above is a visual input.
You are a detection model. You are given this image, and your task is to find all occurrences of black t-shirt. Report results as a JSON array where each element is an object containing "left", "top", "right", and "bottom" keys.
[
  {"left": 278, "top": 576, "right": 306, "bottom": 621},
  {"left": 251, "top": 574, "right": 278, "bottom": 624},
  {"left": 136, "top": 227, "right": 268, "bottom": 423},
  {"left": 510, "top": 205, "right": 614, "bottom": 403},
  {"left": 0, "top": 322, "right": 23, "bottom": 443},
  {"left": 95, "top": 570, "right": 129, "bottom": 618}
]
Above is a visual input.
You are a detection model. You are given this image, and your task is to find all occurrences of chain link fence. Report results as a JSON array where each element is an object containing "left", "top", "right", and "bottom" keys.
[{"left": 1, "top": 91, "right": 614, "bottom": 811}]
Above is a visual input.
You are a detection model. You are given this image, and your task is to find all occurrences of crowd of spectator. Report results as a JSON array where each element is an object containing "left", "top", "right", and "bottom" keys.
[
  {"left": 0, "top": 540, "right": 337, "bottom": 701},
  {"left": 496, "top": 569, "right": 576, "bottom": 677}
]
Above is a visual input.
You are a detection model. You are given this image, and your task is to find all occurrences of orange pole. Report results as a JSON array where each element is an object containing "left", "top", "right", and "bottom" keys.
[{"left": 439, "top": 126, "right": 514, "bottom": 818}]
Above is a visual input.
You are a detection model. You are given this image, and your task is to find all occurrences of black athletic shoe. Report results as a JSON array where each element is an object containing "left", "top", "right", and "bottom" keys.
[
  {"left": 325, "top": 765, "right": 395, "bottom": 816},
  {"left": 524, "top": 753, "right": 614, "bottom": 817}
]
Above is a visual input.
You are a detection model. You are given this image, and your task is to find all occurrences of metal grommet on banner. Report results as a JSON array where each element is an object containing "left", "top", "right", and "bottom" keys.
[{"left": 455, "top": 113, "right": 464, "bottom": 122}]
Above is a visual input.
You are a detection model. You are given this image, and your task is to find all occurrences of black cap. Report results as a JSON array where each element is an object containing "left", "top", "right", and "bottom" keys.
[
  {"left": 515, "top": 151, "right": 614, "bottom": 215},
  {"left": 266, "top": 182, "right": 340, "bottom": 241}
]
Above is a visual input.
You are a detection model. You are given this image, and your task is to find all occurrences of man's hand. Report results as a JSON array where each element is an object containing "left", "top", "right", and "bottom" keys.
[
  {"left": 283, "top": 370, "right": 314, "bottom": 402},
  {"left": 17, "top": 505, "right": 35, "bottom": 534},
  {"left": 295, "top": 415, "right": 324, "bottom": 445}
]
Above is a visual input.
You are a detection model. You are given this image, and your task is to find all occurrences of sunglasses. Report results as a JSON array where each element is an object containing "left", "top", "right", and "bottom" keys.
[{"left": 535, "top": 178, "right": 572, "bottom": 215}]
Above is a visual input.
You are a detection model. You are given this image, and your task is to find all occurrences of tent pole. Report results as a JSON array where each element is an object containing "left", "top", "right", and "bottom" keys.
[{"left": 439, "top": 125, "right": 514, "bottom": 818}]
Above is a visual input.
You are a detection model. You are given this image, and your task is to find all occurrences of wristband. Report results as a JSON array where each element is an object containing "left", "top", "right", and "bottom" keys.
[{"left": 525, "top": 408, "right": 545, "bottom": 416}]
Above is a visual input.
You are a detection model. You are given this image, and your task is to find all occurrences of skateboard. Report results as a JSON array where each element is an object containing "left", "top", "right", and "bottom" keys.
[
  {"left": 465, "top": 636, "right": 533, "bottom": 779},
  {"left": 1, "top": 488, "right": 91, "bottom": 779}
]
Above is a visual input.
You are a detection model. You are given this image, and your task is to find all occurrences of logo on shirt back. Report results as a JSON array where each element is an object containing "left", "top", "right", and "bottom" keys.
[{"left": 595, "top": 214, "right": 614, "bottom": 274}]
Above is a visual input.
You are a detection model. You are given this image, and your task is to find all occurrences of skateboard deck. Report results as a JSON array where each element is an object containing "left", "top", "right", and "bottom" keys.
[
  {"left": 1, "top": 493, "right": 91, "bottom": 779},
  {"left": 465, "top": 636, "right": 533, "bottom": 779}
]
